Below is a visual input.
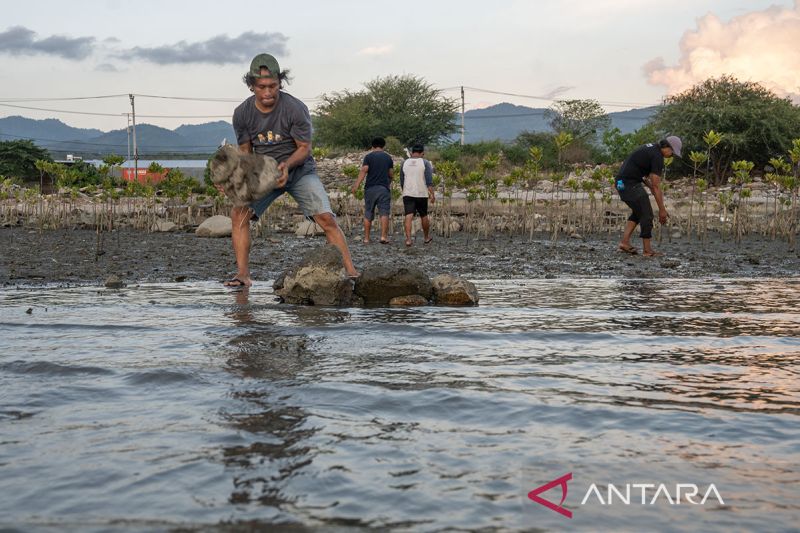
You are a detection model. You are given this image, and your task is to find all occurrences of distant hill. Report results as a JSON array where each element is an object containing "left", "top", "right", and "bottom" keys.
[
  {"left": 0, "top": 116, "right": 103, "bottom": 145},
  {"left": 0, "top": 116, "right": 234, "bottom": 158},
  {"left": 458, "top": 103, "right": 659, "bottom": 143},
  {"left": 0, "top": 103, "right": 656, "bottom": 157}
]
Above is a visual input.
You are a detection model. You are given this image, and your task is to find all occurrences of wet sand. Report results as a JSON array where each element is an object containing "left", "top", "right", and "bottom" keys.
[{"left": 1, "top": 226, "right": 798, "bottom": 287}]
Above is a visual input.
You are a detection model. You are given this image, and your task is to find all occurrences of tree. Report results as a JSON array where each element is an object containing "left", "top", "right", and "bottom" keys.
[
  {"left": 602, "top": 123, "right": 657, "bottom": 164},
  {"left": 545, "top": 99, "right": 611, "bottom": 142},
  {"left": 0, "top": 139, "right": 51, "bottom": 180},
  {"left": 651, "top": 75, "right": 800, "bottom": 184},
  {"left": 315, "top": 75, "right": 459, "bottom": 148}
]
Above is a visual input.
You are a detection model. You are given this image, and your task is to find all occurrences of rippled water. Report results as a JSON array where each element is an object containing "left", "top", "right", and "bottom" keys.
[{"left": 1, "top": 279, "right": 798, "bottom": 531}]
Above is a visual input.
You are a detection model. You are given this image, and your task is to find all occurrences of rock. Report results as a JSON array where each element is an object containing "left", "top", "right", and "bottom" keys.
[
  {"left": 105, "top": 275, "right": 126, "bottom": 289},
  {"left": 448, "top": 220, "right": 462, "bottom": 233},
  {"left": 569, "top": 232, "right": 583, "bottom": 240},
  {"left": 431, "top": 274, "right": 479, "bottom": 306},
  {"left": 481, "top": 248, "right": 492, "bottom": 255},
  {"left": 354, "top": 265, "right": 433, "bottom": 306},
  {"left": 273, "top": 245, "right": 353, "bottom": 306},
  {"left": 671, "top": 231, "right": 682, "bottom": 239},
  {"left": 151, "top": 220, "right": 177, "bottom": 232},
  {"left": 389, "top": 294, "right": 428, "bottom": 306},
  {"left": 196, "top": 215, "right": 232, "bottom": 238},
  {"left": 174, "top": 275, "right": 187, "bottom": 282},
  {"left": 208, "top": 144, "right": 281, "bottom": 206},
  {"left": 295, "top": 220, "right": 325, "bottom": 237},
  {"left": 660, "top": 259, "right": 681, "bottom": 269}
]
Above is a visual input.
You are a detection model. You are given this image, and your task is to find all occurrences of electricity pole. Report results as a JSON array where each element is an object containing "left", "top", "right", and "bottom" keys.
[
  {"left": 125, "top": 113, "right": 131, "bottom": 163},
  {"left": 460, "top": 86, "right": 465, "bottom": 146},
  {"left": 129, "top": 94, "right": 138, "bottom": 181}
]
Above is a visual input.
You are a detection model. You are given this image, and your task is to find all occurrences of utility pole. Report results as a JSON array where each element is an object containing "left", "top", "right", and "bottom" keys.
[
  {"left": 125, "top": 113, "right": 131, "bottom": 163},
  {"left": 460, "top": 86, "right": 465, "bottom": 146},
  {"left": 129, "top": 94, "right": 138, "bottom": 181}
]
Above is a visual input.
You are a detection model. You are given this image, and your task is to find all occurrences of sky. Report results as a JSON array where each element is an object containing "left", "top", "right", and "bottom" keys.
[{"left": 0, "top": 0, "right": 798, "bottom": 132}]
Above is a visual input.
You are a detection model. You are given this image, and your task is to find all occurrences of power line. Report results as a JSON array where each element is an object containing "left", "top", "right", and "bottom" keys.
[
  {"left": 0, "top": 102, "right": 125, "bottom": 117},
  {"left": 0, "top": 133, "right": 220, "bottom": 150},
  {"left": 0, "top": 94, "right": 129, "bottom": 103}
]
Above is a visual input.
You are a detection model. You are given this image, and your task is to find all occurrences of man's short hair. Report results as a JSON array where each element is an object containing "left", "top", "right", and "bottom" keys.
[
  {"left": 411, "top": 144, "right": 424, "bottom": 154},
  {"left": 372, "top": 137, "right": 386, "bottom": 148}
]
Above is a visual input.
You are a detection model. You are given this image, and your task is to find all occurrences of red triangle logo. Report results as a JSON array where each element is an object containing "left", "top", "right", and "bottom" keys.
[{"left": 528, "top": 472, "right": 573, "bottom": 518}]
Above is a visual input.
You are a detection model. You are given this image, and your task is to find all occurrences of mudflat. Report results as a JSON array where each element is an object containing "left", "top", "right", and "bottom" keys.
[{"left": 1, "top": 227, "right": 797, "bottom": 287}]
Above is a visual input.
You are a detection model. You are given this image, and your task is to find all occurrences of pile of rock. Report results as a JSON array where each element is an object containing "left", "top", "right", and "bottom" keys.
[{"left": 273, "top": 245, "right": 478, "bottom": 307}]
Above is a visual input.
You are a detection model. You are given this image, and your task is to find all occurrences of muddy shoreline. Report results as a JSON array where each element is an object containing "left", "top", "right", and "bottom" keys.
[{"left": 1, "top": 226, "right": 798, "bottom": 288}]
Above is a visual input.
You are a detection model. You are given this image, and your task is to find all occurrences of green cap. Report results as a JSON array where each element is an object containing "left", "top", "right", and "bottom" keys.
[{"left": 249, "top": 53, "right": 280, "bottom": 78}]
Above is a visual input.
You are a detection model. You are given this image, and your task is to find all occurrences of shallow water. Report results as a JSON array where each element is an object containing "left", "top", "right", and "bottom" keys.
[{"left": 1, "top": 279, "right": 798, "bottom": 531}]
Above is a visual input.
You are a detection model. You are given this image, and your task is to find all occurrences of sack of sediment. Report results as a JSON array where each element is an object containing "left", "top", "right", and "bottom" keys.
[{"left": 208, "top": 144, "right": 282, "bottom": 206}]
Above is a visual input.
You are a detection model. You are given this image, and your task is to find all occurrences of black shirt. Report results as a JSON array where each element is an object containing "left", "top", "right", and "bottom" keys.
[
  {"left": 362, "top": 150, "right": 394, "bottom": 190},
  {"left": 617, "top": 144, "right": 664, "bottom": 183}
]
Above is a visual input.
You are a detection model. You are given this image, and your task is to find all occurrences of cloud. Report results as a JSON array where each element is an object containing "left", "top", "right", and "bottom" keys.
[
  {"left": 541, "top": 85, "right": 574, "bottom": 100},
  {"left": 357, "top": 45, "right": 393, "bottom": 57},
  {"left": 95, "top": 63, "right": 119, "bottom": 72},
  {"left": 122, "top": 31, "right": 288, "bottom": 65},
  {"left": 645, "top": 2, "right": 800, "bottom": 101},
  {"left": 0, "top": 26, "right": 95, "bottom": 60}
]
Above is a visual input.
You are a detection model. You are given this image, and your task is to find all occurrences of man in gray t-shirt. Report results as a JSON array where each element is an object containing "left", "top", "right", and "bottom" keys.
[{"left": 223, "top": 53, "right": 359, "bottom": 287}]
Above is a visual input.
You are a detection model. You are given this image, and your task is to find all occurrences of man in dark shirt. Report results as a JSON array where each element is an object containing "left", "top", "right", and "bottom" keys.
[
  {"left": 615, "top": 136, "right": 681, "bottom": 257},
  {"left": 351, "top": 137, "right": 395, "bottom": 244},
  {"left": 223, "top": 53, "right": 359, "bottom": 287}
]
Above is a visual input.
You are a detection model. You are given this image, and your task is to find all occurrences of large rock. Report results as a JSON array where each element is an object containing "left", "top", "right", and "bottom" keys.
[
  {"left": 295, "top": 220, "right": 325, "bottom": 237},
  {"left": 431, "top": 274, "right": 479, "bottom": 306},
  {"left": 273, "top": 245, "right": 353, "bottom": 306},
  {"left": 196, "top": 215, "right": 232, "bottom": 238},
  {"left": 208, "top": 144, "right": 282, "bottom": 207},
  {"left": 389, "top": 294, "right": 428, "bottom": 306},
  {"left": 151, "top": 220, "right": 177, "bottom": 232},
  {"left": 354, "top": 265, "right": 432, "bottom": 306}
]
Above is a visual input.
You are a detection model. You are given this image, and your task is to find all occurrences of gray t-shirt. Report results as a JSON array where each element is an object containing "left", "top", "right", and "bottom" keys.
[{"left": 232, "top": 92, "right": 315, "bottom": 178}]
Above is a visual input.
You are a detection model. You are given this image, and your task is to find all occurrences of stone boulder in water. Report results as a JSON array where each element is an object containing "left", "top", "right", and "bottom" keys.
[
  {"left": 273, "top": 245, "right": 353, "bottom": 306},
  {"left": 354, "top": 265, "right": 432, "bottom": 306},
  {"left": 208, "top": 144, "right": 282, "bottom": 207},
  {"left": 431, "top": 274, "right": 479, "bottom": 306}
]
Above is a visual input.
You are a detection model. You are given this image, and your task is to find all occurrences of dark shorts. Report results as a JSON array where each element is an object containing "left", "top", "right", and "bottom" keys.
[
  {"left": 364, "top": 186, "right": 391, "bottom": 221},
  {"left": 617, "top": 180, "right": 654, "bottom": 239},
  {"left": 403, "top": 196, "right": 428, "bottom": 217}
]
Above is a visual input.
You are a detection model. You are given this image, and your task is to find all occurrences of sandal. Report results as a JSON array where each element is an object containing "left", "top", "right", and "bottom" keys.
[
  {"left": 424, "top": 237, "right": 433, "bottom": 244},
  {"left": 617, "top": 244, "right": 638, "bottom": 255},
  {"left": 223, "top": 277, "right": 249, "bottom": 289},
  {"left": 643, "top": 251, "right": 663, "bottom": 257}
]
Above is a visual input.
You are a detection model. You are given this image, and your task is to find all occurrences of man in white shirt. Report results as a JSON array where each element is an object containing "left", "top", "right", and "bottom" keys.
[{"left": 399, "top": 144, "right": 435, "bottom": 247}]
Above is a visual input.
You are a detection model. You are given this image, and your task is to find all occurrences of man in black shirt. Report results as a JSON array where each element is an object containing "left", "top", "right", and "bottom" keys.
[
  {"left": 351, "top": 137, "right": 395, "bottom": 244},
  {"left": 615, "top": 136, "right": 681, "bottom": 257}
]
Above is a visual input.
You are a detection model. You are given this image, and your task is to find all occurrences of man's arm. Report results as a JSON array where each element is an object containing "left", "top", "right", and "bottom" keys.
[
  {"left": 275, "top": 139, "right": 311, "bottom": 187},
  {"left": 425, "top": 160, "right": 435, "bottom": 204},
  {"left": 352, "top": 164, "right": 368, "bottom": 194},
  {"left": 646, "top": 173, "right": 668, "bottom": 224}
]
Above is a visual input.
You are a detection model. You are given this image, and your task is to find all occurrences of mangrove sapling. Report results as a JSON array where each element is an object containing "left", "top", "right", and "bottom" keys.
[
  {"left": 525, "top": 146, "right": 544, "bottom": 241},
  {"left": 729, "top": 160, "right": 754, "bottom": 244},
  {"left": 687, "top": 151, "right": 708, "bottom": 240}
]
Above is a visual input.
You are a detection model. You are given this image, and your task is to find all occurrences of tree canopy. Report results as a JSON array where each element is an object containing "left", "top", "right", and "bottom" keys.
[
  {"left": 314, "top": 75, "right": 459, "bottom": 148},
  {"left": 651, "top": 75, "right": 800, "bottom": 183},
  {"left": 0, "top": 139, "right": 51, "bottom": 181},
  {"left": 545, "top": 99, "right": 611, "bottom": 142}
]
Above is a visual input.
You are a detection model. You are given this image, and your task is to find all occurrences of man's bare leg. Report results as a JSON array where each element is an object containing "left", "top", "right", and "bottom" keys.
[
  {"left": 363, "top": 218, "right": 372, "bottom": 244},
  {"left": 225, "top": 206, "right": 253, "bottom": 287},
  {"left": 379, "top": 215, "right": 389, "bottom": 242},
  {"left": 404, "top": 214, "right": 413, "bottom": 246},
  {"left": 314, "top": 212, "right": 360, "bottom": 277},
  {"left": 421, "top": 215, "right": 431, "bottom": 242},
  {"left": 618, "top": 220, "right": 637, "bottom": 252}
]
